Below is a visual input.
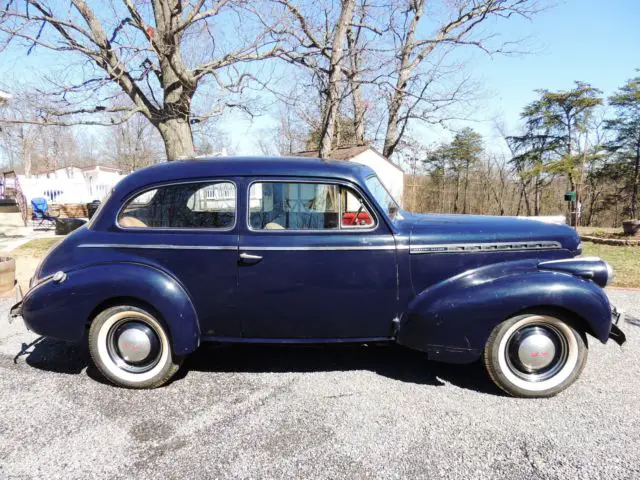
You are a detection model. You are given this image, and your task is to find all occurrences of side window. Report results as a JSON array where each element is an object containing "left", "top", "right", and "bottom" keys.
[
  {"left": 341, "top": 187, "right": 374, "bottom": 228},
  {"left": 119, "top": 181, "right": 236, "bottom": 229},
  {"left": 249, "top": 181, "right": 374, "bottom": 231}
]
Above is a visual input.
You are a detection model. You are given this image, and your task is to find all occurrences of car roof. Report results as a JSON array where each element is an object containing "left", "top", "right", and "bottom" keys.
[{"left": 113, "top": 156, "right": 376, "bottom": 197}]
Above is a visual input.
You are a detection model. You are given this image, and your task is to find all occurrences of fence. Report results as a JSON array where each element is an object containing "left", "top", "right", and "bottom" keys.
[{"left": 18, "top": 176, "right": 118, "bottom": 205}]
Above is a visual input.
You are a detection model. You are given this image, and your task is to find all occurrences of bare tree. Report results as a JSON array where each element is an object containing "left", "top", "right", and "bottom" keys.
[
  {"left": 106, "top": 112, "right": 164, "bottom": 171},
  {"left": 270, "top": 0, "right": 365, "bottom": 157},
  {"left": 379, "top": 0, "right": 540, "bottom": 159},
  {"left": 0, "top": 1, "right": 281, "bottom": 160}
]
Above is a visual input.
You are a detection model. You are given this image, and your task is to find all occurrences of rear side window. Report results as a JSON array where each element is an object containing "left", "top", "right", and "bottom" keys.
[
  {"left": 249, "top": 182, "right": 374, "bottom": 231},
  {"left": 119, "top": 181, "right": 236, "bottom": 229}
]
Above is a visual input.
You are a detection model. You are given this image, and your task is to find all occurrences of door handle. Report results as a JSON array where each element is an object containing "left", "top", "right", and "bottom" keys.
[{"left": 239, "top": 252, "right": 263, "bottom": 265}]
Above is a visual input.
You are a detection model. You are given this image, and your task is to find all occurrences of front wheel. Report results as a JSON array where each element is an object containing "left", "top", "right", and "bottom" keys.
[
  {"left": 484, "top": 312, "right": 588, "bottom": 398},
  {"left": 88, "top": 305, "right": 182, "bottom": 388}
]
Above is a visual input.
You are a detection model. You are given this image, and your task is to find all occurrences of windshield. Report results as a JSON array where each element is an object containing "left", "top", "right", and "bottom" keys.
[{"left": 365, "top": 175, "right": 403, "bottom": 222}]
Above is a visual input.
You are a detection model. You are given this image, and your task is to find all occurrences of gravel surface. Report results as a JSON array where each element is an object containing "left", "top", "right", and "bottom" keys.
[{"left": 0, "top": 290, "right": 639, "bottom": 480}]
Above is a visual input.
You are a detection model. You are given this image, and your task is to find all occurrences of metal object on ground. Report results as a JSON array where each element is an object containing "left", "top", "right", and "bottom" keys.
[{"left": 0, "top": 257, "right": 16, "bottom": 293}]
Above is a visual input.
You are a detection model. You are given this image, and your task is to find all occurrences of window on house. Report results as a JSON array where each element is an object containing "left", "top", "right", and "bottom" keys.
[{"left": 119, "top": 181, "right": 236, "bottom": 229}]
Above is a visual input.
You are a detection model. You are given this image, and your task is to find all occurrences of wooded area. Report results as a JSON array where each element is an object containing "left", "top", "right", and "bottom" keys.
[
  {"left": 402, "top": 78, "right": 640, "bottom": 228},
  {"left": 0, "top": 1, "right": 638, "bottom": 227}
]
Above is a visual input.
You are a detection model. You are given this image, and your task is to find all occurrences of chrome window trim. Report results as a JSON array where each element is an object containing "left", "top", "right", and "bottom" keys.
[
  {"left": 78, "top": 243, "right": 393, "bottom": 251},
  {"left": 79, "top": 244, "right": 238, "bottom": 251},
  {"left": 116, "top": 179, "right": 238, "bottom": 233},
  {"left": 246, "top": 178, "right": 379, "bottom": 234},
  {"left": 78, "top": 241, "right": 560, "bottom": 253},
  {"left": 241, "top": 245, "right": 396, "bottom": 251},
  {"left": 410, "top": 240, "right": 563, "bottom": 254}
]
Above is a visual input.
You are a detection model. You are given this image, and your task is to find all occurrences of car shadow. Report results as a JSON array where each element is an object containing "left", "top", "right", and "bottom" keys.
[
  {"left": 18, "top": 337, "right": 505, "bottom": 396},
  {"left": 14, "top": 336, "right": 111, "bottom": 385}
]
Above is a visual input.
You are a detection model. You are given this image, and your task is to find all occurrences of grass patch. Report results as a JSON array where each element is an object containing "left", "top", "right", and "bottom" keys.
[
  {"left": 582, "top": 242, "right": 640, "bottom": 288},
  {"left": 12, "top": 237, "right": 62, "bottom": 257},
  {"left": 577, "top": 226, "right": 627, "bottom": 238}
]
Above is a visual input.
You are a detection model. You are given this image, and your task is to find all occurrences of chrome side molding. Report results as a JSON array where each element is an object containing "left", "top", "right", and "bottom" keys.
[{"left": 410, "top": 241, "right": 562, "bottom": 255}]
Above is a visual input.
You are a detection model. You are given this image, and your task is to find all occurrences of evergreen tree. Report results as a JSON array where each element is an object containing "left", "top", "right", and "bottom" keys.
[{"left": 606, "top": 76, "right": 640, "bottom": 219}]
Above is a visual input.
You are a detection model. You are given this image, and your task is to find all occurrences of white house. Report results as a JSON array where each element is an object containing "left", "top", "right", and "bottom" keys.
[
  {"left": 292, "top": 145, "right": 405, "bottom": 206},
  {"left": 21, "top": 164, "right": 125, "bottom": 204}
]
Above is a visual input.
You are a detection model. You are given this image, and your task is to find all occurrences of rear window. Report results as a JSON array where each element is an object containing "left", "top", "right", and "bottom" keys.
[{"left": 119, "top": 181, "right": 236, "bottom": 229}]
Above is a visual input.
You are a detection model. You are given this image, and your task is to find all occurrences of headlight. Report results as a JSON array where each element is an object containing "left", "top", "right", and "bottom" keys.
[{"left": 604, "top": 261, "right": 615, "bottom": 286}]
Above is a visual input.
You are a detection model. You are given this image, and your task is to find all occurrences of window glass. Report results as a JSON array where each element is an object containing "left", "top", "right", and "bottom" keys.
[
  {"left": 341, "top": 188, "right": 374, "bottom": 228},
  {"left": 119, "top": 181, "right": 236, "bottom": 229},
  {"left": 365, "top": 175, "right": 402, "bottom": 222},
  {"left": 250, "top": 182, "right": 339, "bottom": 230},
  {"left": 249, "top": 182, "right": 374, "bottom": 230}
]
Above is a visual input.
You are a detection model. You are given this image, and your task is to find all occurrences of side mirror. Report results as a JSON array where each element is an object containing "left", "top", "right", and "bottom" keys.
[{"left": 388, "top": 204, "right": 398, "bottom": 218}]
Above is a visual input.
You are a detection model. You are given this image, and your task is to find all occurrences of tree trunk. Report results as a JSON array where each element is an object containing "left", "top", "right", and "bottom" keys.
[
  {"left": 462, "top": 160, "right": 470, "bottom": 214},
  {"left": 350, "top": 77, "right": 366, "bottom": 145},
  {"left": 533, "top": 175, "right": 540, "bottom": 217},
  {"left": 382, "top": 0, "right": 425, "bottom": 159},
  {"left": 346, "top": 26, "right": 365, "bottom": 145},
  {"left": 320, "top": 0, "right": 356, "bottom": 158},
  {"left": 632, "top": 141, "right": 640, "bottom": 219},
  {"left": 383, "top": 82, "right": 408, "bottom": 159},
  {"left": 157, "top": 119, "right": 195, "bottom": 160},
  {"left": 20, "top": 127, "right": 32, "bottom": 177},
  {"left": 453, "top": 173, "right": 461, "bottom": 213}
]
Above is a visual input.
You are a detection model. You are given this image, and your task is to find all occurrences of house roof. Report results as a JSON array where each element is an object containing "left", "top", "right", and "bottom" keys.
[
  {"left": 31, "top": 163, "right": 121, "bottom": 175},
  {"left": 291, "top": 145, "right": 404, "bottom": 173}
]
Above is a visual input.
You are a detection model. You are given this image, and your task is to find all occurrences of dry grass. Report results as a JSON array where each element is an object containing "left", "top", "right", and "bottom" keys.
[
  {"left": 582, "top": 242, "right": 640, "bottom": 288},
  {"left": 12, "top": 237, "right": 62, "bottom": 257},
  {"left": 10, "top": 237, "right": 62, "bottom": 290},
  {"left": 577, "top": 226, "right": 630, "bottom": 239}
]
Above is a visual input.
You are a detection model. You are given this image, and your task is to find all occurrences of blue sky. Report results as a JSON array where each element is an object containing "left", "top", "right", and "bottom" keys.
[
  {"left": 1, "top": 0, "right": 639, "bottom": 159},
  {"left": 461, "top": 0, "right": 640, "bottom": 150},
  {"left": 219, "top": 0, "right": 640, "bottom": 155}
]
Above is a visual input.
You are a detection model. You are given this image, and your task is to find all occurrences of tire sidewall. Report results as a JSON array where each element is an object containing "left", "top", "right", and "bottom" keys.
[
  {"left": 89, "top": 305, "right": 180, "bottom": 388},
  {"left": 485, "top": 312, "right": 588, "bottom": 398}
]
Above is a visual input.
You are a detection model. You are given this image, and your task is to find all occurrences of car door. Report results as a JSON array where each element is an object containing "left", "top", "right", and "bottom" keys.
[
  {"left": 116, "top": 179, "right": 240, "bottom": 337},
  {"left": 236, "top": 177, "right": 398, "bottom": 339}
]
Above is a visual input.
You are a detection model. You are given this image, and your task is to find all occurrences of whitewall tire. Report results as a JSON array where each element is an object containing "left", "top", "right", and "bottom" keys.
[
  {"left": 89, "top": 305, "right": 182, "bottom": 388},
  {"left": 484, "top": 312, "right": 588, "bottom": 398}
]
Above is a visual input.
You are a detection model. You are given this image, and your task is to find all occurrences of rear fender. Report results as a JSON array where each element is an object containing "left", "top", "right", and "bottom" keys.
[
  {"left": 21, "top": 263, "right": 200, "bottom": 355},
  {"left": 397, "top": 260, "right": 611, "bottom": 360}
]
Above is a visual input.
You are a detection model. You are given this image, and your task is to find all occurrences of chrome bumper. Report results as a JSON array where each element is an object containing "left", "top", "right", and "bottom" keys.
[
  {"left": 7, "top": 280, "right": 23, "bottom": 324},
  {"left": 609, "top": 306, "right": 640, "bottom": 346}
]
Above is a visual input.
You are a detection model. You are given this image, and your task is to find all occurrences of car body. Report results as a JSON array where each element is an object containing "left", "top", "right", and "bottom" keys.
[{"left": 9, "top": 157, "right": 627, "bottom": 396}]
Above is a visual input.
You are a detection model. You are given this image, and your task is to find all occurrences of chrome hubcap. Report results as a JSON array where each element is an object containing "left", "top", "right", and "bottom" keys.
[
  {"left": 517, "top": 327, "right": 556, "bottom": 370},
  {"left": 117, "top": 325, "right": 153, "bottom": 363},
  {"left": 506, "top": 323, "right": 568, "bottom": 382},
  {"left": 107, "top": 319, "right": 162, "bottom": 373}
]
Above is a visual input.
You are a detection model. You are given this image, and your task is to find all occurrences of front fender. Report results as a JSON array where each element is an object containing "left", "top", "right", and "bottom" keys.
[
  {"left": 397, "top": 261, "right": 612, "bottom": 361},
  {"left": 22, "top": 263, "right": 200, "bottom": 355}
]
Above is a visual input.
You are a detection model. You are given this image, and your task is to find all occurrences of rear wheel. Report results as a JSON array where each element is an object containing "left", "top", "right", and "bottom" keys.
[
  {"left": 484, "top": 312, "right": 588, "bottom": 398},
  {"left": 88, "top": 305, "right": 182, "bottom": 388}
]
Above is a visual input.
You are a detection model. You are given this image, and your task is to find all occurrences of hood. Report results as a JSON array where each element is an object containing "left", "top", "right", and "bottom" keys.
[{"left": 403, "top": 213, "right": 580, "bottom": 254}]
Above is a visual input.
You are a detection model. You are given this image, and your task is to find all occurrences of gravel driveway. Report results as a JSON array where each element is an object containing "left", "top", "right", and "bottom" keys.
[{"left": 1, "top": 290, "right": 639, "bottom": 480}]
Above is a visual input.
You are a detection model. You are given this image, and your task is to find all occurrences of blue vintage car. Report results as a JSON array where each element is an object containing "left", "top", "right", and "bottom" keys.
[{"left": 9, "top": 157, "right": 626, "bottom": 396}]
